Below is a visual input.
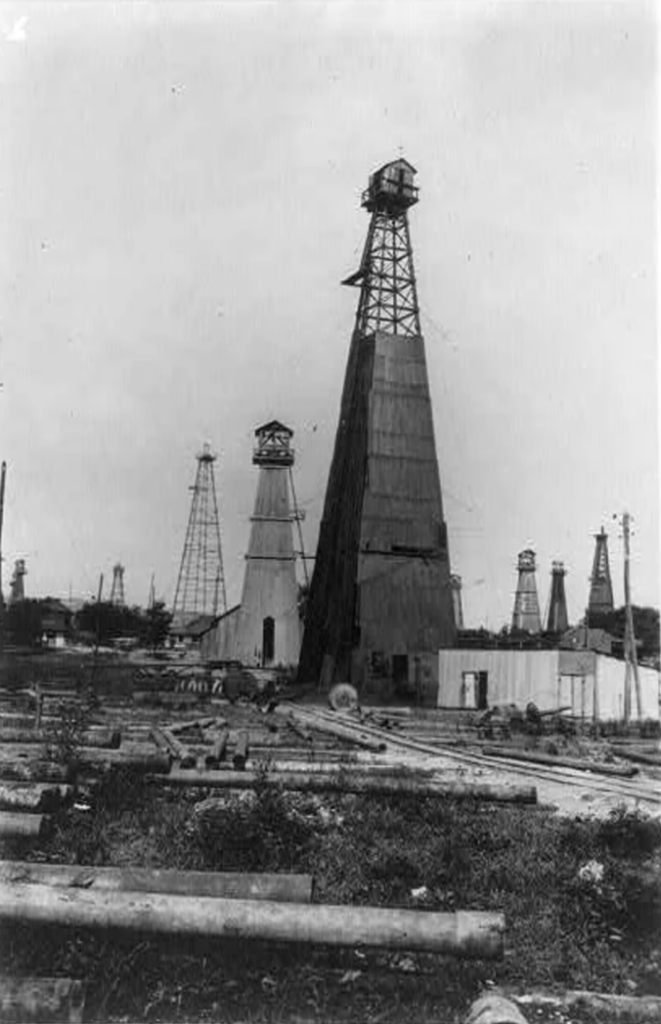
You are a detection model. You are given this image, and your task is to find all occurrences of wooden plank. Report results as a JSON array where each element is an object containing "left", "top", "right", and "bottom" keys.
[{"left": 0, "top": 862, "right": 312, "bottom": 903}]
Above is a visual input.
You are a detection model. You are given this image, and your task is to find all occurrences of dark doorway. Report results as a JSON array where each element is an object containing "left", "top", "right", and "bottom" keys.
[
  {"left": 262, "top": 616, "right": 275, "bottom": 665},
  {"left": 476, "top": 671, "right": 488, "bottom": 710},
  {"left": 392, "top": 654, "right": 409, "bottom": 687}
]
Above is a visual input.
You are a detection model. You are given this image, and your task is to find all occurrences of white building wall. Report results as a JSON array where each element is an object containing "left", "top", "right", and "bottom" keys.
[
  {"left": 437, "top": 649, "right": 560, "bottom": 710},
  {"left": 437, "top": 648, "right": 660, "bottom": 721},
  {"left": 595, "top": 655, "right": 660, "bottom": 721}
]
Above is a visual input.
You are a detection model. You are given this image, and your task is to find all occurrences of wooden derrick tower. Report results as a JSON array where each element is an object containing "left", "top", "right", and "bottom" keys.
[
  {"left": 545, "top": 560, "right": 569, "bottom": 634},
  {"left": 511, "top": 549, "right": 541, "bottom": 634},
  {"left": 235, "top": 421, "right": 302, "bottom": 667},
  {"left": 587, "top": 527, "right": 614, "bottom": 624},
  {"left": 298, "top": 158, "right": 456, "bottom": 697}
]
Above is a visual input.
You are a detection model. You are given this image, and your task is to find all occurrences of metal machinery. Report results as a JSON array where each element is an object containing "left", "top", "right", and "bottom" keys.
[
  {"left": 298, "top": 158, "right": 456, "bottom": 697},
  {"left": 171, "top": 444, "right": 227, "bottom": 633},
  {"left": 511, "top": 549, "right": 541, "bottom": 634}
]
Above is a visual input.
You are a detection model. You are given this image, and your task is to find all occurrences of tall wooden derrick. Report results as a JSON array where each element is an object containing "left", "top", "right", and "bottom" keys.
[
  {"left": 587, "top": 526, "right": 614, "bottom": 624},
  {"left": 511, "top": 549, "right": 541, "bottom": 634},
  {"left": 545, "top": 560, "right": 569, "bottom": 634},
  {"left": 235, "top": 421, "right": 302, "bottom": 667},
  {"left": 298, "top": 159, "right": 456, "bottom": 698}
]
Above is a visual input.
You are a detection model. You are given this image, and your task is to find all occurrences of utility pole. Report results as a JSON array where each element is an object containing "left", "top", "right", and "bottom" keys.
[{"left": 616, "top": 511, "right": 641, "bottom": 722}]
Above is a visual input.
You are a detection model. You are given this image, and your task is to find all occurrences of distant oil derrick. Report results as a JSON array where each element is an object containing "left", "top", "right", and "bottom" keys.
[
  {"left": 109, "top": 563, "right": 125, "bottom": 606},
  {"left": 171, "top": 444, "right": 227, "bottom": 632},
  {"left": 9, "top": 559, "right": 26, "bottom": 604},
  {"left": 511, "top": 549, "right": 541, "bottom": 634},
  {"left": 299, "top": 158, "right": 456, "bottom": 695},
  {"left": 545, "top": 560, "right": 569, "bottom": 634},
  {"left": 587, "top": 527, "right": 614, "bottom": 623},
  {"left": 235, "top": 420, "right": 303, "bottom": 667},
  {"left": 451, "top": 574, "right": 465, "bottom": 631}
]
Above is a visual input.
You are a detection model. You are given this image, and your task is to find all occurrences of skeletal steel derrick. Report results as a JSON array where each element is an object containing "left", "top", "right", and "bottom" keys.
[
  {"left": 171, "top": 444, "right": 227, "bottom": 629},
  {"left": 343, "top": 159, "right": 421, "bottom": 338}
]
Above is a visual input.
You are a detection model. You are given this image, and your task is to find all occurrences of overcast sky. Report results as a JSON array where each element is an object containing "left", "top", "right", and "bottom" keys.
[{"left": 0, "top": 1, "right": 657, "bottom": 630}]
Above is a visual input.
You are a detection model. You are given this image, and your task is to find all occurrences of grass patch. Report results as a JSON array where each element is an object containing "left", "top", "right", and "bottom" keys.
[{"left": 3, "top": 775, "right": 660, "bottom": 1021}]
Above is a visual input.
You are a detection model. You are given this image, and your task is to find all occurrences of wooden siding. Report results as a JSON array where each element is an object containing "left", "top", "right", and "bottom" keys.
[{"left": 299, "top": 329, "right": 455, "bottom": 690}]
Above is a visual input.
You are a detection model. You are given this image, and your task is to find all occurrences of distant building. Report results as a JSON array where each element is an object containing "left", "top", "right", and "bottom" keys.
[{"left": 40, "top": 598, "right": 73, "bottom": 648}]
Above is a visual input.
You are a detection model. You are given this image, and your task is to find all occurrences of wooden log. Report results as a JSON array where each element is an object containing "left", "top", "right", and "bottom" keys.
[
  {"left": 233, "top": 730, "right": 249, "bottom": 771},
  {"left": 133, "top": 690, "right": 199, "bottom": 707},
  {"left": 283, "top": 710, "right": 387, "bottom": 753},
  {"left": 0, "top": 761, "right": 71, "bottom": 783},
  {"left": 76, "top": 749, "right": 171, "bottom": 774},
  {"left": 0, "top": 784, "right": 73, "bottom": 813},
  {"left": 205, "top": 729, "right": 229, "bottom": 768},
  {"left": 159, "top": 768, "right": 537, "bottom": 803},
  {"left": 481, "top": 746, "right": 639, "bottom": 778},
  {"left": 0, "top": 727, "right": 121, "bottom": 748},
  {"left": 286, "top": 715, "right": 313, "bottom": 744},
  {"left": 612, "top": 749, "right": 661, "bottom": 767},
  {"left": 465, "top": 995, "right": 528, "bottom": 1024},
  {"left": 169, "top": 716, "right": 226, "bottom": 735},
  {"left": 0, "top": 882, "right": 505, "bottom": 958},
  {"left": 0, "top": 861, "right": 312, "bottom": 903},
  {"left": 0, "top": 813, "right": 48, "bottom": 839},
  {"left": 160, "top": 728, "right": 196, "bottom": 769},
  {"left": 0, "top": 976, "right": 86, "bottom": 1023},
  {"left": 501, "top": 988, "right": 661, "bottom": 1023}
]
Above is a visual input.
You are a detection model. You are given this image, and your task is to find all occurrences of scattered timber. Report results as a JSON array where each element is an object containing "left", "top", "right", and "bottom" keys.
[
  {"left": 612, "top": 749, "right": 661, "bottom": 768},
  {"left": 465, "top": 994, "right": 528, "bottom": 1024},
  {"left": 76, "top": 749, "right": 171, "bottom": 774},
  {"left": 0, "top": 861, "right": 312, "bottom": 903},
  {"left": 161, "top": 728, "right": 196, "bottom": 769},
  {"left": 501, "top": 988, "right": 661, "bottom": 1023},
  {"left": 286, "top": 715, "right": 313, "bottom": 743},
  {"left": 205, "top": 729, "right": 229, "bottom": 768},
  {"left": 133, "top": 691, "right": 199, "bottom": 707},
  {"left": 481, "top": 746, "right": 639, "bottom": 778},
  {"left": 0, "top": 727, "right": 121, "bottom": 748},
  {"left": 0, "top": 761, "right": 71, "bottom": 783},
  {"left": 167, "top": 716, "right": 225, "bottom": 735},
  {"left": 0, "top": 883, "right": 505, "bottom": 958},
  {"left": 0, "top": 784, "right": 73, "bottom": 813},
  {"left": 0, "top": 976, "right": 86, "bottom": 1024},
  {"left": 282, "top": 709, "right": 387, "bottom": 752},
  {"left": 233, "top": 730, "right": 250, "bottom": 770},
  {"left": 0, "top": 812, "right": 48, "bottom": 839},
  {"left": 159, "top": 768, "right": 537, "bottom": 803}
]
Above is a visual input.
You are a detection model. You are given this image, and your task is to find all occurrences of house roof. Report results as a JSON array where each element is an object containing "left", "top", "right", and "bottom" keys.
[
  {"left": 373, "top": 157, "right": 417, "bottom": 177},
  {"left": 254, "top": 420, "right": 293, "bottom": 437}
]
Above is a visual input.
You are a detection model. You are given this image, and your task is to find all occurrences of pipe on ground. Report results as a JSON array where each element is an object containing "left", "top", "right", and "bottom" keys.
[{"left": 0, "top": 883, "right": 504, "bottom": 958}]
